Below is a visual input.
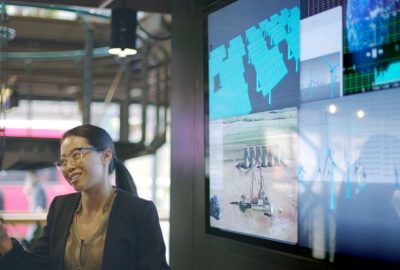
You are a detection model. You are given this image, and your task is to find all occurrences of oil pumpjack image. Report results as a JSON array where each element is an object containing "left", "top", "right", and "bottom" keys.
[{"left": 231, "top": 145, "right": 277, "bottom": 217}]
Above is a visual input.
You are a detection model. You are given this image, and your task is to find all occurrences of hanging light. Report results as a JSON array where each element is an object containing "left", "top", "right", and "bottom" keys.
[{"left": 108, "top": 5, "right": 137, "bottom": 58}]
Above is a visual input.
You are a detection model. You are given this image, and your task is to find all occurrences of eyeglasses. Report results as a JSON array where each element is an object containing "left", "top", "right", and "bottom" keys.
[{"left": 55, "top": 147, "right": 104, "bottom": 169}]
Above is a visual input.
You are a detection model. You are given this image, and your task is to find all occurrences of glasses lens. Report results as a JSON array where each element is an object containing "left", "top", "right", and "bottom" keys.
[
  {"left": 70, "top": 149, "right": 82, "bottom": 163},
  {"left": 56, "top": 147, "right": 100, "bottom": 170},
  {"left": 54, "top": 159, "right": 66, "bottom": 171},
  {"left": 55, "top": 149, "right": 82, "bottom": 169}
]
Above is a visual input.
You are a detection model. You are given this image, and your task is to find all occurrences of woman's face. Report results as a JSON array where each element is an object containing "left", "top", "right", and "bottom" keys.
[{"left": 59, "top": 135, "right": 106, "bottom": 192}]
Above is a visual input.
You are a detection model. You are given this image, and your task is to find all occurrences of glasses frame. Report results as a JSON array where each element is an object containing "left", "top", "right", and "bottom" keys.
[{"left": 55, "top": 147, "right": 104, "bottom": 169}]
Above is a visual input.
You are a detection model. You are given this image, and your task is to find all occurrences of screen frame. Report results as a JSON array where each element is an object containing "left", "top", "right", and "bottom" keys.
[{"left": 202, "top": 1, "right": 400, "bottom": 269}]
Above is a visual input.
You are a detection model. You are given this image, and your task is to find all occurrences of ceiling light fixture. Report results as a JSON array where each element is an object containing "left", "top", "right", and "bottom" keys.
[{"left": 108, "top": 1, "right": 137, "bottom": 58}]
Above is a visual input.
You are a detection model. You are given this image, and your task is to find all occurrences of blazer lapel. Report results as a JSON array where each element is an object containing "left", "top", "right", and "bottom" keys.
[
  {"left": 52, "top": 193, "right": 81, "bottom": 270},
  {"left": 101, "top": 190, "right": 122, "bottom": 270}
]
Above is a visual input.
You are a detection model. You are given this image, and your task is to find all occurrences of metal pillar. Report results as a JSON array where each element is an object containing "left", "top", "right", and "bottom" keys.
[
  {"left": 155, "top": 65, "right": 161, "bottom": 136},
  {"left": 120, "top": 60, "right": 130, "bottom": 142},
  {"left": 82, "top": 16, "right": 93, "bottom": 125},
  {"left": 140, "top": 44, "right": 149, "bottom": 143},
  {"left": 152, "top": 153, "right": 157, "bottom": 203}
]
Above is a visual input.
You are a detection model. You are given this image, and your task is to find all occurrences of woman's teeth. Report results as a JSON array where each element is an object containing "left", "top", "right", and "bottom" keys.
[{"left": 70, "top": 173, "right": 81, "bottom": 184}]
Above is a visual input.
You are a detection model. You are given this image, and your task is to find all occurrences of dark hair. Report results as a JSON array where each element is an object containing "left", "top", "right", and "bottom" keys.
[{"left": 62, "top": 124, "right": 138, "bottom": 196}]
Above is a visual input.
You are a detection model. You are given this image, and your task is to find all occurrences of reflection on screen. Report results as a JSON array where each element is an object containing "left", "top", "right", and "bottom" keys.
[{"left": 298, "top": 89, "right": 400, "bottom": 263}]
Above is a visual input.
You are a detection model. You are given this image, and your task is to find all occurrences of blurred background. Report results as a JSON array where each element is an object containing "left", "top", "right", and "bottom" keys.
[{"left": 0, "top": 0, "right": 171, "bottom": 261}]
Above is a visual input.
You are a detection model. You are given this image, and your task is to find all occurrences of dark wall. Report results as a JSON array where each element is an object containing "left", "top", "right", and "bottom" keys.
[{"left": 170, "top": 1, "right": 328, "bottom": 269}]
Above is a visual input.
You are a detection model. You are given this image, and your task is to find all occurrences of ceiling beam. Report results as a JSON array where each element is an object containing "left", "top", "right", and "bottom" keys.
[
  {"left": 6, "top": 0, "right": 172, "bottom": 13},
  {"left": 99, "top": 0, "right": 171, "bottom": 13},
  {"left": 5, "top": 0, "right": 101, "bottom": 8}
]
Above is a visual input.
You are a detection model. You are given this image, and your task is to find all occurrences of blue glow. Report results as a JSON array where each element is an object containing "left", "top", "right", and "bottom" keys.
[
  {"left": 209, "top": 36, "right": 251, "bottom": 119},
  {"left": 346, "top": 0, "right": 395, "bottom": 52},
  {"left": 374, "top": 61, "right": 400, "bottom": 85},
  {"left": 328, "top": 148, "right": 335, "bottom": 210},
  {"left": 246, "top": 26, "right": 288, "bottom": 104},
  {"left": 346, "top": 164, "right": 352, "bottom": 200},
  {"left": 260, "top": 9, "right": 288, "bottom": 45},
  {"left": 209, "top": 6, "right": 300, "bottom": 119},
  {"left": 286, "top": 7, "right": 300, "bottom": 72}
]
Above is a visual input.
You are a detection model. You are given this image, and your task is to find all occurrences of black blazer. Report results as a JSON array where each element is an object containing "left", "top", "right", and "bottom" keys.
[{"left": 0, "top": 189, "right": 170, "bottom": 270}]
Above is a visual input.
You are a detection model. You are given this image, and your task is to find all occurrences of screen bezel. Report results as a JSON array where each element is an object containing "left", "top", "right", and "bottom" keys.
[{"left": 202, "top": 1, "right": 400, "bottom": 268}]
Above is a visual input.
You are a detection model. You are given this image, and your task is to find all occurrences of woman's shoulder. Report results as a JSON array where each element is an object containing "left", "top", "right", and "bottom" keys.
[
  {"left": 50, "top": 192, "right": 80, "bottom": 209},
  {"left": 115, "top": 188, "right": 158, "bottom": 216},
  {"left": 116, "top": 188, "right": 152, "bottom": 205},
  {"left": 52, "top": 192, "right": 80, "bottom": 201}
]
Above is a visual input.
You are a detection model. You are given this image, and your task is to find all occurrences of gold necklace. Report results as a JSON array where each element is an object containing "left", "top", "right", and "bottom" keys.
[
  {"left": 101, "top": 187, "right": 116, "bottom": 214},
  {"left": 75, "top": 187, "right": 116, "bottom": 241}
]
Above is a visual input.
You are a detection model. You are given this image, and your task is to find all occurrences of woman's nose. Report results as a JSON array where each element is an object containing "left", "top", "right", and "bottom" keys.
[{"left": 66, "top": 160, "right": 76, "bottom": 173}]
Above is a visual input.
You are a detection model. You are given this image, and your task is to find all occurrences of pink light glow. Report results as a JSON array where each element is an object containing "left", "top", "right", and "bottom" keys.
[{"left": 3, "top": 128, "right": 63, "bottom": 139}]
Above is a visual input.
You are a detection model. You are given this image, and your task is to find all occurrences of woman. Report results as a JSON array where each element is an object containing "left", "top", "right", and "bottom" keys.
[{"left": 0, "top": 124, "right": 169, "bottom": 270}]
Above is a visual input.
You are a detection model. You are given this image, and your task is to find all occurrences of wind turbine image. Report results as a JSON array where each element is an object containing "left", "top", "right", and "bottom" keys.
[
  {"left": 319, "top": 148, "right": 337, "bottom": 210},
  {"left": 323, "top": 56, "right": 339, "bottom": 98}
]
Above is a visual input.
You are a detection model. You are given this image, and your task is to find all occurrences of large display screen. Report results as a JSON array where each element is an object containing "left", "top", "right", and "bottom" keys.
[{"left": 205, "top": 0, "right": 400, "bottom": 266}]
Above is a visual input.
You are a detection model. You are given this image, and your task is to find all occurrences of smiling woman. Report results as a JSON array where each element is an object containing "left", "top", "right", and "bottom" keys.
[{"left": 0, "top": 124, "right": 170, "bottom": 270}]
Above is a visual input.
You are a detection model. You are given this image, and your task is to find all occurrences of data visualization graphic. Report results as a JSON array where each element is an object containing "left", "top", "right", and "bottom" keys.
[{"left": 343, "top": 0, "right": 400, "bottom": 95}]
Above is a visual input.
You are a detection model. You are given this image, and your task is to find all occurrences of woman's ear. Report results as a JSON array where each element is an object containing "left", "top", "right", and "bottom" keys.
[{"left": 102, "top": 148, "right": 113, "bottom": 164}]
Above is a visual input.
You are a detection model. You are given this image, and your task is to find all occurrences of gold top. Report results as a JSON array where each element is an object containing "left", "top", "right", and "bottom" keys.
[{"left": 64, "top": 188, "right": 116, "bottom": 270}]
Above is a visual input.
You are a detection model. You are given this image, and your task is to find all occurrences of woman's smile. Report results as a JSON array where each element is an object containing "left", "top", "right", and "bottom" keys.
[{"left": 68, "top": 172, "right": 82, "bottom": 185}]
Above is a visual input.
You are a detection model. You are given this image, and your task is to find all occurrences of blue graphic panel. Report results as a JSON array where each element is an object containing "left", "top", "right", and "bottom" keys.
[
  {"left": 343, "top": 0, "right": 400, "bottom": 95},
  {"left": 209, "top": 36, "right": 251, "bottom": 118},
  {"left": 286, "top": 7, "right": 300, "bottom": 72},
  {"left": 374, "top": 61, "right": 400, "bottom": 85},
  {"left": 208, "top": 1, "right": 300, "bottom": 120},
  {"left": 261, "top": 10, "right": 288, "bottom": 46},
  {"left": 246, "top": 26, "right": 287, "bottom": 104}
]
